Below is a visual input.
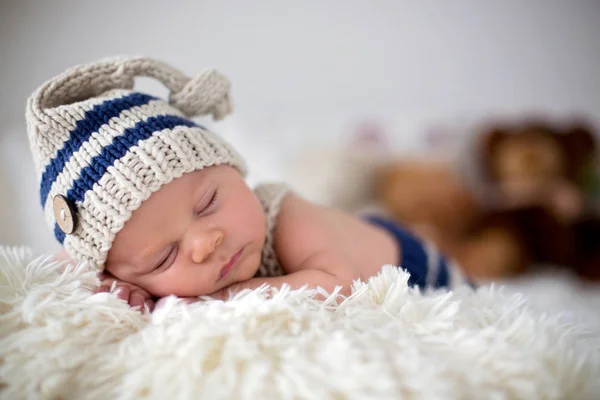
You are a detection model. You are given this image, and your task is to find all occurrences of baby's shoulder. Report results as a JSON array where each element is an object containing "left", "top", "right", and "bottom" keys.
[
  {"left": 252, "top": 181, "right": 336, "bottom": 245},
  {"left": 271, "top": 189, "right": 337, "bottom": 268}
]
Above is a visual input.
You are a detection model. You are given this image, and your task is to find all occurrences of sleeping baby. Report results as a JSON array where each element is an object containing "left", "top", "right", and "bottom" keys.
[{"left": 30, "top": 57, "right": 472, "bottom": 311}]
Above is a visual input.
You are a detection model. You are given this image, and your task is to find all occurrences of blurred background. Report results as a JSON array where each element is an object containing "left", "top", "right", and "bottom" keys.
[{"left": 0, "top": 1, "right": 599, "bottom": 292}]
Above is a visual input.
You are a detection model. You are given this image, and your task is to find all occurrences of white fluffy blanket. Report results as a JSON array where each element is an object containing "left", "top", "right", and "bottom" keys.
[{"left": 1, "top": 246, "right": 599, "bottom": 400}]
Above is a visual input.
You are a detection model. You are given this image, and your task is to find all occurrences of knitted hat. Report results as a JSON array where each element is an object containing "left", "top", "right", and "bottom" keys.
[{"left": 26, "top": 56, "right": 246, "bottom": 269}]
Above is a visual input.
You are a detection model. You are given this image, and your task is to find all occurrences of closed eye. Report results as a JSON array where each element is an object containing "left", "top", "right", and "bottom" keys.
[
  {"left": 195, "top": 189, "right": 219, "bottom": 215},
  {"left": 152, "top": 245, "right": 177, "bottom": 272}
]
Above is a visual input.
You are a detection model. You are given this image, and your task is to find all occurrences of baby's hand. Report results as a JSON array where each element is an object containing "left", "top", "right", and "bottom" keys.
[{"left": 94, "top": 272, "right": 155, "bottom": 312}]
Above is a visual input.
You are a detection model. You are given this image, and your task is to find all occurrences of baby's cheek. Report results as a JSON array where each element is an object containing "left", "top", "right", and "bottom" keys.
[
  {"left": 143, "top": 278, "right": 171, "bottom": 298},
  {"left": 227, "top": 197, "right": 265, "bottom": 239},
  {"left": 151, "top": 265, "right": 219, "bottom": 298},
  {"left": 144, "top": 268, "right": 189, "bottom": 297}
]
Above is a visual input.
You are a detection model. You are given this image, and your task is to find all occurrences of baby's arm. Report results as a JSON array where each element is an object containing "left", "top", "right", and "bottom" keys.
[{"left": 216, "top": 194, "right": 360, "bottom": 299}]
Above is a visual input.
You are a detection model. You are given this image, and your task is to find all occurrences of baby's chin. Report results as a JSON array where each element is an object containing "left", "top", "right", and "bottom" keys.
[
  {"left": 234, "top": 252, "right": 262, "bottom": 281},
  {"left": 206, "top": 255, "right": 262, "bottom": 296}
]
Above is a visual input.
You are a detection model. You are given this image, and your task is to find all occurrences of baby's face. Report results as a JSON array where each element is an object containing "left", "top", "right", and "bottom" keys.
[{"left": 105, "top": 165, "right": 266, "bottom": 298}]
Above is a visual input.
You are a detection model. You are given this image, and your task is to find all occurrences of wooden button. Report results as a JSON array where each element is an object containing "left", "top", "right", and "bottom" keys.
[{"left": 53, "top": 195, "right": 77, "bottom": 234}]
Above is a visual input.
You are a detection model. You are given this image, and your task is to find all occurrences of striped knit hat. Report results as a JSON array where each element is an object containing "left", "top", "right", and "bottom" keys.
[{"left": 26, "top": 56, "right": 246, "bottom": 269}]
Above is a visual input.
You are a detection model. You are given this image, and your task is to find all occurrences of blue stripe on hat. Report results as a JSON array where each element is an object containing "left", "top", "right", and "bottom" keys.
[
  {"left": 53, "top": 114, "right": 198, "bottom": 244},
  {"left": 68, "top": 114, "right": 197, "bottom": 202},
  {"left": 40, "top": 92, "right": 157, "bottom": 207},
  {"left": 54, "top": 224, "right": 66, "bottom": 244}
]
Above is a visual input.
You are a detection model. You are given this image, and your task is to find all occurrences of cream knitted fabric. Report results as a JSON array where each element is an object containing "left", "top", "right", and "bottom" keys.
[
  {"left": 25, "top": 57, "right": 246, "bottom": 269},
  {"left": 253, "top": 183, "right": 291, "bottom": 277}
]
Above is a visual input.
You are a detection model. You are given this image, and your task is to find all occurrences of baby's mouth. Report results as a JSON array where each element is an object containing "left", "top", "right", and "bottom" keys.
[{"left": 217, "top": 247, "right": 243, "bottom": 282}]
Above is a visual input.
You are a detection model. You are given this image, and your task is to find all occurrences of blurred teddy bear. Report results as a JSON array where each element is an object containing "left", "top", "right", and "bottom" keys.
[
  {"left": 376, "top": 117, "right": 600, "bottom": 281},
  {"left": 469, "top": 118, "right": 600, "bottom": 280},
  {"left": 479, "top": 119, "right": 598, "bottom": 222}
]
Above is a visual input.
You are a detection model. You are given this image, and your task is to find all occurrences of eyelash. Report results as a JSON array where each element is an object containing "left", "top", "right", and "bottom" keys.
[
  {"left": 154, "top": 245, "right": 177, "bottom": 272},
  {"left": 195, "top": 190, "right": 219, "bottom": 215}
]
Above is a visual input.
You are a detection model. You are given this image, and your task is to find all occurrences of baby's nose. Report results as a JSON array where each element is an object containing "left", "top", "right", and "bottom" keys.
[{"left": 191, "top": 230, "right": 224, "bottom": 264}]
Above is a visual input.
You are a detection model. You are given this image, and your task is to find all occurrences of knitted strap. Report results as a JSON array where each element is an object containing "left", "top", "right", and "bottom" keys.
[{"left": 29, "top": 56, "right": 232, "bottom": 121}]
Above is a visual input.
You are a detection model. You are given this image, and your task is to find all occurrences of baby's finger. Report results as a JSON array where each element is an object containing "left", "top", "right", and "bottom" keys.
[
  {"left": 145, "top": 299, "right": 155, "bottom": 313},
  {"left": 115, "top": 286, "right": 130, "bottom": 301},
  {"left": 129, "top": 291, "right": 146, "bottom": 309},
  {"left": 99, "top": 278, "right": 116, "bottom": 289},
  {"left": 93, "top": 285, "right": 110, "bottom": 294}
]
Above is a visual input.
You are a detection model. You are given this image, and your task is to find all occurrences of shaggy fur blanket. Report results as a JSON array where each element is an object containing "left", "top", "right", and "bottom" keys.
[{"left": 1, "top": 246, "right": 599, "bottom": 400}]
